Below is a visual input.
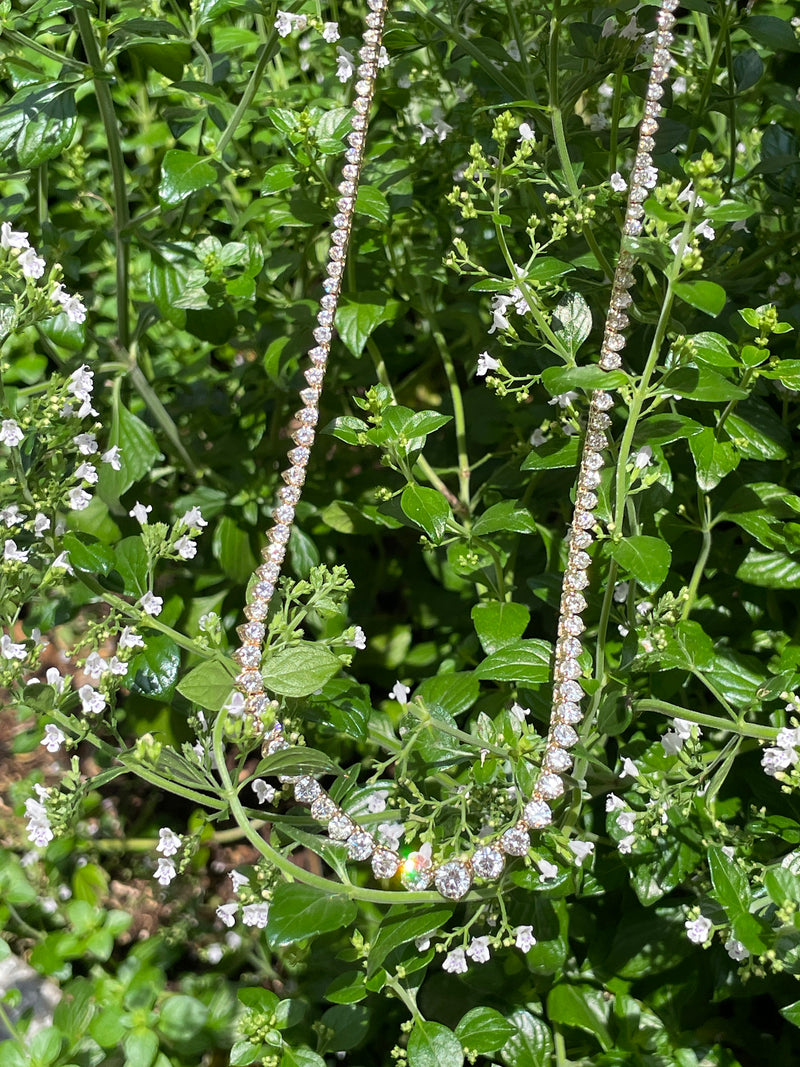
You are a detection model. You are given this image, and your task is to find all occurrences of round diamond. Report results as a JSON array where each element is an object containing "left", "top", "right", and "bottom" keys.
[
  {"left": 554, "top": 723, "right": 579, "bottom": 747},
  {"left": 310, "top": 796, "right": 338, "bottom": 822},
  {"left": 235, "top": 645, "right": 260, "bottom": 668},
  {"left": 501, "top": 826, "right": 530, "bottom": 856},
  {"left": 237, "top": 670, "right": 263, "bottom": 693},
  {"left": 537, "top": 774, "right": 565, "bottom": 799},
  {"left": 594, "top": 391, "right": 613, "bottom": 412},
  {"left": 560, "top": 616, "right": 585, "bottom": 638},
  {"left": 471, "top": 846, "right": 504, "bottom": 881},
  {"left": 556, "top": 658, "right": 582, "bottom": 680},
  {"left": 294, "top": 777, "right": 322, "bottom": 804},
  {"left": 329, "top": 814, "right": 356, "bottom": 841},
  {"left": 346, "top": 830, "right": 375, "bottom": 859},
  {"left": 555, "top": 702, "right": 583, "bottom": 723},
  {"left": 523, "top": 800, "right": 552, "bottom": 829},
  {"left": 572, "top": 529, "right": 594, "bottom": 548},
  {"left": 543, "top": 748, "right": 573, "bottom": 773},
  {"left": 372, "top": 849, "right": 400, "bottom": 879},
  {"left": 399, "top": 853, "right": 433, "bottom": 890},
  {"left": 572, "top": 551, "right": 591, "bottom": 570},
  {"left": 559, "top": 681, "right": 584, "bottom": 702},
  {"left": 434, "top": 861, "right": 472, "bottom": 900}
]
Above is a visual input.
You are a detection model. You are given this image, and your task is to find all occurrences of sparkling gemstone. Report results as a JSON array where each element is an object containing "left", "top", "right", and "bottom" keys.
[
  {"left": 239, "top": 621, "right": 265, "bottom": 643},
  {"left": 501, "top": 826, "right": 529, "bottom": 856},
  {"left": 326, "top": 260, "right": 343, "bottom": 278},
  {"left": 584, "top": 451, "right": 605, "bottom": 471},
  {"left": 346, "top": 830, "right": 375, "bottom": 859},
  {"left": 399, "top": 853, "right": 433, "bottom": 890},
  {"left": 608, "top": 310, "right": 629, "bottom": 330},
  {"left": 348, "top": 131, "right": 365, "bottom": 147},
  {"left": 556, "top": 701, "right": 583, "bottom": 723},
  {"left": 574, "top": 509, "right": 596, "bottom": 530},
  {"left": 523, "top": 799, "right": 552, "bottom": 829},
  {"left": 563, "top": 592, "right": 587, "bottom": 614},
  {"left": 234, "top": 645, "right": 261, "bottom": 668},
  {"left": 322, "top": 278, "right": 340, "bottom": 294},
  {"left": 590, "top": 412, "right": 612, "bottom": 432},
  {"left": 329, "top": 245, "right": 345, "bottom": 262},
  {"left": 288, "top": 446, "right": 310, "bottom": 467},
  {"left": 339, "top": 180, "right": 355, "bottom": 196},
  {"left": 543, "top": 748, "right": 573, "bottom": 773},
  {"left": 320, "top": 294, "right": 337, "bottom": 310},
  {"left": 245, "top": 601, "right": 268, "bottom": 621},
  {"left": 351, "top": 114, "right": 366, "bottom": 130},
  {"left": 337, "top": 196, "right": 354, "bottom": 213},
  {"left": 329, "top": 814, "right": 357, "bottom": 841},
  {"left": 359, "top": 45, "right": 376, "bottom": 61},
  {"left": 278, "top": 487, "right": 301, "bottom": 506},
  {"left": 647, "top": 81, "right": 665, "bottom": 101},
  {"left": 594, "top": 391, "right": 613, "bottom": 411},
  {"left": 274, "top": 505, "right": 295, "bottom": 525},
  {"left": 611, "top": 289, "right": 633, "bottom": 309},
  {"left": 372, "top": 849, "right": 400, "bottom": 879},
  {"left": 560, "top": 615, "right": 585, "bottom": 637},
  {"left": 565, "top": 570, "right": 589, "bottom": 592},
  {"left": 586, "top": 431, "right": 607, "bottom": 450},
  {"left": 311, "top": 796, "right": 338, "bottom": 822},
  {"left": 237, "top": 670, "right": 263, "bottom": 693},
  {"left": 558, "top": 636, "right": 582, "bottom": 657},
  {"left": 644, "top": 99, "right": 661, "bottom": 118},
  {"left": 342, "top": 164, "right": 358, "bottom": 180},
  {"left": 363, "top": 28, "right": 380, "bottom": 44},
  {"left": 318, "top": 309, "right": 335, "bottom": 326},
  {"left": 601, "top": 352, "right": 623, "bottom": 370},
  {"left": 554, "top": 723, "right": 579, "bottom": 747},
  {"left": 283, "top": 466, "right": 306, "bottom": 486},
  {"left": 366, "top": 11, "right": 383, "bottom": 27},
  {"left": 354, "top": 96, "right": 370, "bottom": 114},
  {"left": 265, "top": 543, "right": 285, "bottom": 563},
  {"left": 559, "top": 680, "right": 584, "bottom": 702},
  {"left": 267, "top": 524, "right": 289, "bottom": 545},
  {"left": 355, "top": 79, "right": 371, "bottom": 96},
  {"left": 537, "top": 774, "right": 565, "bottom": 799},
  {"left": 572, "top": 551, "right": 591, "bottom": 572},
  {"left": 253, "top": 581, "right": 274, "bottom": 600},
  {"left": 605, "top": 330, "right": 626, "bottom": 352},
  {"left": 305, "top": 367, "right": 324, "bottom": 386},
  {"left": 572, "top": 528, "right": 594, "bottom": 548},
  {"left": 345, "top": 148, "right": 360, "bottom": 165},
  {"left": 627, "top": 203, "right": 645, "bottom": 220},
  {"left": 299, "top": 388, "right": 320, "bottom": 408},
  {"left": 294, "top": 777, "right": 322, "bottom": 803},
  {"left": 313, "top": 326, "right": 332, "bottom": 343},
  {"left": 246, "top": 692, "right": 269, "bottom": 716},
  {"left": 367, "top": 0, "right": 386, "bottom": 10},
  {"left": 472, "top": 846, "right": 504, "bottom": 880},
  {"left": 656, "top": 30, "right": 673, "bottom": 46},
  {"left": 577, "top": 490, "right": 598, "bottom": 511},
  {"left": 434, "top": 861, "right": 472, "bottom": 900},
  {"left": 267, "top": 736, "right": 288, "bottom": 755},
  {"left": 581, "top": 470, "right": 600, "bottom": 491},
  {"left": 296, "top": 407, "right": 318, "bottom": 426},
  {"left": 358, "top": 63, "right": 377, "bottom": 79},
  {"left": 556, "top": 658, "right": 582, "bottom": 680}
]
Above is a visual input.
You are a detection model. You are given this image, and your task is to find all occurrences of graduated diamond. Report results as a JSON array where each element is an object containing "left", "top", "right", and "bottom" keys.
[
  {"left": 310, "top": 796, "right": 338, "bottom": 822},
  {"left": 523, "top": 799, "right": 553, "bottom": 829},
  {"left": 500, "top": 826, "right": 529, "bottom": 856},
  {"left": 372, "top": 849, "right": 401, "bottom": 879},
  {"left": 434, "top": 861, "right": 472, "bottom": 900},
  {"left": 471, "top": 846, "right": 504, "bottom": 880},
  {"left": 329, "top": 814, "right": 356, "bottom": 841},
  {"left": 554, "top": 723, "right": 579, "bottom": 748},
  {"left": 537, "top": 774, "right": 565, "bottom": 799},
  {"left": 294, "top": 777, "right": 322, "bottom": 804},
  {"left": 346, "top": 830, "right": 375, "bottom": 859},
  {"left": 543, "top": 748, "right": 573, "bottom": 773}
]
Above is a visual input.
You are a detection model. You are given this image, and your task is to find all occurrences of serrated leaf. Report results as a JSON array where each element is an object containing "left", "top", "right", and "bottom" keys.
[
  {"left": 547, "top": 984, "right": 612, "bottom": 1051},
  {"left": 551, "top": 292, "right": 592, "bottom": 359},
  {"left": 159, "top": 148, "right": 218, "bottom": 206},
  {"left": 267, "top": 883, "right": 357, "bottom": 947},
  {"left": 541, "top": 365, "right": 628, "bottom": 395},
  {"left": 500, "top": 1010, "right": 554, "bottom": 1067},
  {"left": 664, "top": 365, "right": 746, "bottom": 402},
  {"left": 61, "top": 533, "right": 114, "bottom": 575},
  {"left": 400, "top": 484, "right": 450, "bottom": 542},
  {"left": 262, "top": 644, "right": 341, "bottom": 697},
  {"left": 407, "top": 1021, "right": 464, "bottom": 1067},
  {"left": 0, "top": 84, "right": 77, "bottom": 170},
  {"left": 688, "top": 428, "right": 739, "bottom": 490},
  {"left": 176, "top": 659, "right": 237, "bottom": 711},
  {"left": 708, "top": 846, "right": 749, "bottom": 915},
  {"left": 128, "top": 634, "right": 180, "bottom": 698},
  {"left": 475, "top": 640, "right": 551, "bottom": 685},
  {"left": 610, "top": 536, "right": 671, "bottom": 592},
  {"left": 416, "top": 672, "right": 479, "bottom": 716}
]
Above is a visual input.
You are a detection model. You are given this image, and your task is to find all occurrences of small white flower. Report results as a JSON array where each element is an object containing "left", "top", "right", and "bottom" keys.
[
  {"left": 46, "top": 667, "right": 66, "bottom": 693},
  {"left": 84, "top": 652, "right": 109, "bottom": 679},
  {"left": 378, "top": 822, "right": 404, "bottom": 850},
  {"left": 174, "top": 535, "right": 197, "bottom": 560},
  {"left": 762, "top": 746, "right": 795, "bottom": 776},
  {"left": 466, "top": 936, "right": 491, "bottom": 963},
  {"left": 108, "top": 656, "right": 127, "bottom": 676},
  {"left": 610, "top": 171, "right": 627, "bottom": 192},
  {"left": 0, "top": 419, "right": 23, "bottom": 446},
  {"left": 618, "top": 834, "right": 635, "bottom": 854},
  {"left": 694, "top": 219, "right": 716, "bottom": 241},
  {"left": 619, "top": 757, "right": 639, "bottom": 778},
  {"left": 180, "top": 506, "right": 207, "bottom": 529},
  {"left": 548, "top": 391, "right": 579, "bottom": 408},
  {"left": 68, "top": 488, "right": 92, "bottom": 511},
  {"left": 252, "top": 779, "right": 276, "bottom": 804},
  {"left": 230, "top": 870, "right": 250, "bottom": 894},
  {"left": 367, "top": 792, "right": 387, "bottom": 814},
  {"left": 74, "top": 461, "right": 98, "bottom": 485},
  {"left": 510, "top": 702, "right": 531, "bottom": 723},
  {"left": 442, "top": 947, "right": 468, "bottom": 974},
  {"left": 536, "top": 858, "right": 558, "bottom": 880},
  {"left": 154, "top": 857, "right": 177, "bottom": 886},
  {"left": 724, "top": 938, "right": 749, "bottom": 961},
  {"left": 685, "top": 915, "right": 713, "bottom": 944},
  {"left": 476, "top": 351, "right": 500, "bottom": 377},
  {"left": 776, "top": 726, "right": 800, "bottom": 749},
  {"left": 605, "top": 793, "right": 625, "bottom": 812},
  {"left": 129, "top": 501, "right": 152, "bottom": 525},
  {"left": 73, "top": 432, "right": 98, "bottom": 455},
  {"left": 119, "top": 626, "right": 144, "bottom": 650},
  {"left": 377, "top": 46, "right": 389, "bottom": 68},
  {"left": 0, "top": 507, "right": 24, "bottom": 530},
  {"left": 0, "top": 634, "right": 27, "bottom": 660},
  {"left": 415, "top": 935, "right": 431, "bottom": 952},
  {"left": 633, "top": 445, "right": 653, "bottom": 469},
  {"left": 518, "top": 122, "right": 535, "bottom": 142},
  {"left": 33, "top": 512, "right": 50, "bottom": 537},
  {"left": 101, "top": 446, "right": 122, "bottom": 470},
  {"left": 25, "top": 793, "right": 54, "bottom": 847},
  {"left": 336, "top": 47, "right": 354, "bottom": 82},
  {"left": 390, "top": 681, "right": 411, "bottom": 704},
  {"left": 242, "top": 903, "right": 270, "bottom": 928},
  {"left": 613, "top": 581, "right": 629, "bottom": 603},
  {"left": 635, "top": 600, "right": 653, "bottom": 616},
  {"left": 222, "top": 691, "right": 246, "bottom": 718},
  {"left": 322, "top": 21, "right": 339, "bottom": 42},
  {"left": 78, "top": 684, "right": 106, "bottom": 715},
  {"left": 515, "top": 925, "right": 536, "bottom": 952},
  {"left": 661, "top": 730, "right": 683, "bottom": 755},
  {"left": 157, "top": 828, "right": 181, "bottom": 856},
  {"left": 274, "top": 10, "right": 293, "bottom": 36},
  {"left": 4, "top": 539, "right": 29, "bottom": 563},
  {"left": 0, "top": 222, "right": 30, "bottom": 249},
  {"left": 216, "top": 903, "right": 238, "bottom": 928},
  {"left": 139, "top": 592, "right": 163, "bottom": 617},
  {"left": 348, "top": 625, "right": 367, "bottom": 650},
  {"left": 530, "top": 427, "right": 547, "bottom": 446},
  {"left": 618, "top": 811, "right": 635, "bottom": 834},
  {"left": 567, "top": 840, "right": 595, "bottom": 867},
  {"left": 19, "top": 247, "right": 46, "bottom": 279}
]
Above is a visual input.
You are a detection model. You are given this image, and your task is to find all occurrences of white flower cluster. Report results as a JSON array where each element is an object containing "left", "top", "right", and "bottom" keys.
[
  {"left": 1, "top": 222, "right": 87, "bottom": 323},
  {"left": 153, "top": 826, "right": 182, "bottom": 885},
  {"left": 762, "top": 724, "right": 800, "bottom": 777},
  {"left": 661, "top": 716, "right": 702, "bottom": 756},
  {"left": 488, "top": 286, "right": 530, "bottom": 335},
  {"left": 442, "top": 925, "right": 536, "bottom": 973},
  {"left": 215, "top": 870, "right": 270, "bottom": 929},
  {"left": 606, "top": 792, "right": 636, "bottom": 854},
  {"left": 25, "top": 784, "right": 54, "bottom": 847}
]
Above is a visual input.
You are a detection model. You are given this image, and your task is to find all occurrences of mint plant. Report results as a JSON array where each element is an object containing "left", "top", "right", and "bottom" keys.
[{"left": 2, "top": 2, "right": 800, "bottom": 1065}]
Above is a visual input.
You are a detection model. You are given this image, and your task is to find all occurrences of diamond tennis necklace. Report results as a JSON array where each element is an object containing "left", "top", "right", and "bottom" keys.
[{"left": 231, "top": 0, "right": 680, "bottom": 901}]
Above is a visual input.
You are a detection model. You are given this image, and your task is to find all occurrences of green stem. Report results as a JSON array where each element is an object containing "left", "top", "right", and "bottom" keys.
[
  {"left": 681, "top": 494, "right": 712, "bottom": 619},
  {"left": 0, "top": 1000, "right": 24, "bottom": 1051},
  {"left": 74, "top": 7, "right": 130, "bottom": 349},
  {"left": 127, "top": 362, "right": 202, "bottom": 479},
  {"left": 634, "top": 699, "right": 778, "bottom": 742},
  {"left": 217, "top": 41, "right": 278, "bottom": 157},
  {"left": 554, "top": 1029, "right": 570, "bottom": 1067},
  {"left": 0, "top": 27, "right": 86, "bottom": 69},
  {"left": 432, "top": 324, "right": 471, "bottom": 508},
  {"left": 409, "top": 700, "right": 509, "bottom": 758}
]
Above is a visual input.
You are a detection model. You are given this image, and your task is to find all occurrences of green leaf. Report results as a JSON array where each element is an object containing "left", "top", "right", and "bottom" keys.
[
  {"left": 500, "top": 1010, "right": 554, "bottom": 1067},
  {"left": 521, "top": 435, "right": 580, "bottom": 470},
  {"left": 230, "top": 1040, "right": 263, "bottom": 1066},
  {"left": 763, "top": 359, "right": 800, "bottom": 390},
  {"left": 551, "top": 292, "right": 592, "bottom": 359},
  {"left": 324, "top": 972, "right": 370, "bottom": 1004},
  {"left": 267, "top": 883, "right": 357, "bottom": 947},
  {"left": 281, "top": 1048, "right": 327, "bottom": 1067},
  {"left": 158, "top": 995, "right": 209, "bottom": 1042},
  {"left": 335, "top": 294, "right": 400, "bottom": 357},
  {"left": 28, "top": 1026, "right": 62, "bottom": 1066},
  {"left": 400, "top": 484, "right": 450, "bottom": 542},
  {"left": 71, "top": 862, "right": 109, "bottom": 907},
  {"left": 632, "top": 414, "right": 704, "bottom": 447},
  {"left": 355, "top": 184, "right": 390, "bottom": 222},
  {"left": 0, "top": 84, "right": 77, "bottom": 170},
  {"left": 472, "top": 602, "right": 530, "bottom": 654},
  {"left": 736, "top": 550, "right": 800, "bottom": 589},
  {"left": 673, "top": 280, "right": 727, "bottom": 316},
  {"left": 541, "top": 365, "right": 628, "bottom": 395},
  {"left": 664, "top": 366, "right": 747, "bottom": 402},
  {"left": 61, "top": 533, "right": 114, "bottom": 576},
  {"left": 261, "top": 162, "right": 295, "bottom": 194},
  {"left": 319, "top": 1004, "right": 370, "bottom": 1052},
  {"left": 690, "top": 331, "right": 738, "bottom": 368},
  {"left": 546, "top": 984, "right": 612, "bottom": 1051},
  {"left": 111, "top": 536, "right": 148, "bottom": 596},
  {"left": 688, "top": 428, "right": 739, "bottom": 490},
  {"left": 416, "top": 673, "right": 479, "bottom": 716},
  {"left": 256, "top": 745, "right": 340, "bottom": 780},
  {"left": 367, "top": 904, "right": 454, "bottom": 977},
  {"left": 610, "top": 536, "right": 671, "bottom": 592},
  {"left": 97, "top": 402, "right": 163, "bottom": 505},
  {"left": 176, "top": 659, "right": 236, "bottom": 711},
  {"left": 159, "top": 148, "right": 218, "bottom": 206},
  {"left": 213, "top": 516, "right": 257, "bottom": 584},
  {"left": 407, "top": 1021, "right": 464, "bottom": 1067},
  {"left": 455, "top": 1008, "right": 516, "bottom": 1054},
  {"left": 472, "top": 500, "right": 536, "bottom": 536},
  {"left": 733, "top": 48, "right": 764, "bottom": 90},
  {"left": 708, "top": 846, "right": 749, "bottom": 916},
  {"left": 475, "top": 640, "right": 552, "bottom": 685},
  {"left": 781, "top": 1001, "right": 800, "bottom": 1029},
  {"left": 128, "top": 635, "right": 180, "bottom": 698},
  {"left": 123, "top": 1028, "right": 159, "bottom": 1067},
  {"left": 262, "top": 643, "right": 341, "bottom": 697},
  {"left": 746, "top": 14, "right": 800, "bottom": 53}
]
